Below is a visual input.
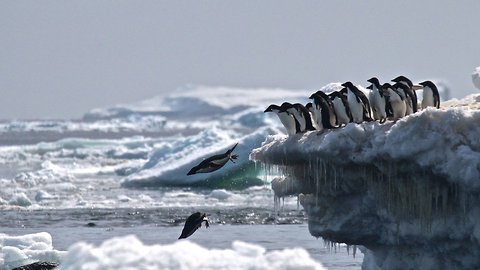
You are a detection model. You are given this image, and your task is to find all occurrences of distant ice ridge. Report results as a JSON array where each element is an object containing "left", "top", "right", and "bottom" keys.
[
  {"left": 473, "top": 66, "right": 480, "bottom": 90},
  {"left": 0, "top": 232, "right": 64, "bottom": 270},
  {"left": 251, "top": 93, "right": 480, "bottom": 269},
  {"left": 59, "top": 235, "right": 325, "bottom": 270}
]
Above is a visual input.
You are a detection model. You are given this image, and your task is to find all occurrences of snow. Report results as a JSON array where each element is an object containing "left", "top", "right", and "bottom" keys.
[
  {"left": 58, "top": 235, "right": 325, "bottom": 270},
  {"left": 0, "top": 232, "right": 64, "bottom": 270}
]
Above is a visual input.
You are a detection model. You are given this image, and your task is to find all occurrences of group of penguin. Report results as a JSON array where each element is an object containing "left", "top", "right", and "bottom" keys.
[{"left": 264, "top": 76, "right": 441, "bottom": 135}]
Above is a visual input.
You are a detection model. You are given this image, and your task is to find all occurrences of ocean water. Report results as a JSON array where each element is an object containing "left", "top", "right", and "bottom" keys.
[{"left": 0, "top": 87, "right": 364, "bottom": 269}]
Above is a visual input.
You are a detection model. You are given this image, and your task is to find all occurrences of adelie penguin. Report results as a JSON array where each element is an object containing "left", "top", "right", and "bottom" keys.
[
  {"left": 187, "top": 143, "right": 238, "bottom": 175},
  {"left": 341, "top": 81, "right": 373, "bottom": 123},
  {"left": 366, "top": 77, "right": 387, "bottom": 123},
  {"left": 264, "top": 103, "right": 298, "bottom": 135},
  {"left": 285, "top": 103, "right": 316, "bottom": 133},
  {"left": 382, "top": 83, "right": 406, "bottom": 121},
  {"left": 178, "top": 212, "right": 209, "bottom": 239},
  {"left": 392, "top": 82, "right": 416, "bottom": 116},
  {"left": 309, "top": 92, "right": 337, "bottom": 130},
  {"left": 392, "top": 75, "right": 419, "bottom": 113},
  {"left": 419, "top": 80, "right": 440, "bottom": 109},
  {"left": 328, "top": 91, "right": 352, "bottom": 126}
]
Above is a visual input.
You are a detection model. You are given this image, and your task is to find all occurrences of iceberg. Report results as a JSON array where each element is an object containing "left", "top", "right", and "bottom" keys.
[{"left": 251, "top": 94, "right": 480, "bottom": 269}]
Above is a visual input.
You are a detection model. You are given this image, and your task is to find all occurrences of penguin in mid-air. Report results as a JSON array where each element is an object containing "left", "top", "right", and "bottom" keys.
[
  {"left": 178, "top": 212, "right": 209, "bottom": 239},
  {"left": 392, "top": 75, "right": 419, "bottom": 113},
  {"left": 286, "top": 103, "right": 316, "bottom": 133},
  {"left": 341, "top": 81, "right": 372, "bottom": 123},
  {"left": 382, "top": 83, "right": 406, "bottom": 121},
  {"left": 419, "top": 80, "right": 440, "bottom": 109},
  {"left": 264, "top": 103, "right": 298, "bottom": 135},
  {"left": 366, "top": 77, "right": 387, "bottom": 123},
  {"left": 187, "top": 143, "right": 238, "bottom": 175}
]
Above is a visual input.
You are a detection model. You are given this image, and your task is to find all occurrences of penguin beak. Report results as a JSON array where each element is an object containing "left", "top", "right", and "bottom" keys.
[{"left": 412, "top": 84, "right": 423, "bottom": 90}]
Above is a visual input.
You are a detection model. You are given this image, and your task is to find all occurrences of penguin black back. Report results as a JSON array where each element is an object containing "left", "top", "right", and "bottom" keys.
[{"left": 178, "top": 212, "right": 209, "bottom": 239}]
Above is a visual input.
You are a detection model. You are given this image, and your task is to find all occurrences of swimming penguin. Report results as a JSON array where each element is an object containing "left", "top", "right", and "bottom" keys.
[
  {"left": 341, "top": 82, "right": 372, "bottom": 123},
  {"left": 187, "top": 143, "right": 238, "bottom": 175},
  {"left": 264, "top": 103, "right": 297, "bottom": 135},
  {"left": 328, "top": 91, "right": 352, "bottom": 126},
  {"left": 382, "top": 83, "right": 406, "bottom": 121},
  {"left": 392, "top": 75, "right": 419, "bottom": 112},
  {"left": 286, "top": 103, "right": 316, "bottom": 133},
  {"left": 309, "top": 93, "right": 336, "bottom": 130},
  {"left": 178, "top": 212, "right": 209, "bottom": 239},
  {"left": 419, "top": 80, "right": 440, "bottom": 109},
  {"left": 366, "top": 77, "right": 387, "bottom": 123},
  {"left": 392, "top": 82, "right": 416, "bottom": 115}
]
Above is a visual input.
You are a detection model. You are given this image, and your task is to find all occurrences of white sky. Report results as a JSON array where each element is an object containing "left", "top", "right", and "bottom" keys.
[{"left": 1, "top": 1, "right": 479, "bottom": 119}]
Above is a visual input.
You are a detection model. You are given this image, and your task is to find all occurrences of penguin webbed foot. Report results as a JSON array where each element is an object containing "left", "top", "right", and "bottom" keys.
[{"left": 230, "top": 154, "right": 238, "bottom": 163}]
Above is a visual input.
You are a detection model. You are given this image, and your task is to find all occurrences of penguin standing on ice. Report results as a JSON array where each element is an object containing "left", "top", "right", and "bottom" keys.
[
  {"left": 286, "top": 103, "right": 316, "bottom": 133},
  {"left": 328, "top": 91, "right": 352, "bottom": 126},
  {"left": 366, "top": 77, "right": 387, "bottom": 123},
  {"left": 391, "top": 75, "right": 419, "bottom": 113},
  {"left": 178, "top": 212, "right": 209, "bottom": 239},
  {"left": 382, "top": 83, "right": 406, "bottom": 121},
  {"left": 187, "top": 143, "right": 238, "bottom": 175},
  {"left": 309, "top": 92, "right": 336, "bottom": 130},
  {"left": 264, "top": 103, "right": 298, "bottom": 135},
  {"left": 341, "top": 82, "right": 372, "bottom": 123},
  {"left": 419, "top": 81, "right": 440, "bottom": 109},
  {"left": 393, "top": 82, "right": 416, "bottom": 116},
  {"left": 313, "top": 91, "right": 338, "bottom": 127}
]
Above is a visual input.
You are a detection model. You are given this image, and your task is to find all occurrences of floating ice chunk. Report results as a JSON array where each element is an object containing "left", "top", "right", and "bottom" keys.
[
  {"left": 0, "top": 232, "right": 64, "bottom": 269},
  {"left": 9, "top": 193, "right": 32, "bottom": 207},
  {"left": 59, "top": 235, "right": 325, "bottom": 270},
  {"left": 208, "top": 189, "right": 232, "bottom": 200},
  {"left": 35, "top": 190, "right": 55, "bottom": 202}
]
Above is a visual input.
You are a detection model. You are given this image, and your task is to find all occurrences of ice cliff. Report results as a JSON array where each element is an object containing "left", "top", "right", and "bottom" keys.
[{"left": 251, "top": 94, "right": 480, "bottom": 269}]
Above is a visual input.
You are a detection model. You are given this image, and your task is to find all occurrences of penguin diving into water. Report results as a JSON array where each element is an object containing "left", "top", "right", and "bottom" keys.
[
  {"left": 178, "top": 212, "right": 209, "bottom": 239},
  {"left": 187, "top": 143, "right": 238, "bottom": 175}
]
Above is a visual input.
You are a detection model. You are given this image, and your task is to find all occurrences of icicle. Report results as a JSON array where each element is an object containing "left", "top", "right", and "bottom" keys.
[
  {"left": 346, "top": 245, "right": 350, "bottom": 255},
  {"left": 353, "top": 245, "right": 357, "bottom": 258}
]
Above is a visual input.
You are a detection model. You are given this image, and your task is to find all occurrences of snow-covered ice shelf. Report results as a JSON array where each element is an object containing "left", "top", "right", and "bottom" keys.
[{"left": 251, "top": 94, "right": 480, "bottom": 269}]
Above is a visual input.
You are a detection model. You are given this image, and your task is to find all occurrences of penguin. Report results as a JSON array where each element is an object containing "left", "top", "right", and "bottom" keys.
[
  {"left": 328, "top": 91, "right": 352, "bottom": 126},
  {"left": 178, "top": 212, "right": 209, "bottom": 239},
  {"left": 187, "top": 143, "right": 238, "bottom": 175},
  {"left": 12, "top": 261, "right": 59, "bottom": 270},
  {"left": 419, "top": 80, "right": 440, "bottom": 109},
  {"left": 305, "top": 102, "right": 321, "bottom": 130},
  {"left": 366, "top": 77, "right": 387, "bottom": 123},
  {"left": 392, "top": 82, "right": 416, "bottom": 115},
  {"left": 392, "top": 75, "right": 419, "bottom": 112},
  {"left": 313, "top": 90, "right": 338, "bottom": 127},
  {"left": 341, "top": 81, "right": 372, "bottom": 123},
  {"left": 382, "top": 83, "right": 406, "bottom": 121},
  {"left": 309, "top": 93, "right": 336, "bottom": 130},
  {"left": 286, "top": 103, "right": 316, "bottom": 132},
  {"left": 264, "top": 103, "right": 297, "bottom": 135}
]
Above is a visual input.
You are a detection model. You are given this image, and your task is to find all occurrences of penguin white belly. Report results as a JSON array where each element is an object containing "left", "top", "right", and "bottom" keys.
[
  {"left": 332, "top": 98, "right": 349, "bottom": 125},
  {"left": 277, "top": 112, "right": 296, "bottom": 135},
  {"left": 391, "top": 100, "right": 406, "bottom": 120},
  {"left": 348, "top": 92, "right": 363, "bottom": 123},
  {"left": 328, "top": 106, "right": 337, "bottom": 127},
  {"left": 422, "top": 87, "right": 435, "bottom": 109},
  {"left": 405, "top": 97, "right": 414, "bottom": 115},
  {"left": 312, "top": 104, "right": 324, "bottom": 131},
  {"left": 308, "top": 109, "right": 321, "bottom": 130},
  {"left": 289, "top": 109, "right": 306, "bottom": 132},
  {"left": 369, "top": 90, "right": 386, "bottom": 120}
]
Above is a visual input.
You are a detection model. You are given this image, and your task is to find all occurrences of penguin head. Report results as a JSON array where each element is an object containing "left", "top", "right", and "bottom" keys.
[
  {"left": 305, "top": 102, "right": 313, "bottom": 110},
  {"left": 381, "top": 83, "right": 393, "bottom": 96},
  {"left": 264, "top": 104, "right": 280, "bottom": 113},
  {"left": 341, "top": 81, "right": 355, "bottom": 89},
  {"left": 392, "top": 75, "right": 413, "bottom": 88},
  {"left": 279, "top": 102, "right": 293, "bottom": 112},
  {"left": 419, "top": 80, "right": 437, "bottom": 90},
  {"left": 367, "top": 77, "right": 380, "bottom": 86}
]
